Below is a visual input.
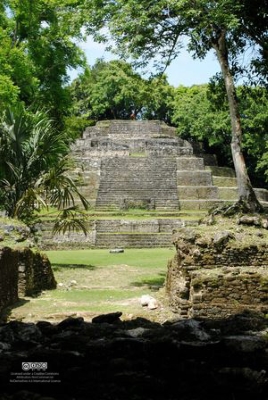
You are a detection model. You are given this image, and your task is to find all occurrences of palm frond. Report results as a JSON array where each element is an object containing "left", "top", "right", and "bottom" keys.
[
  {"left": 52, "top": 207, "right": 88, "bottom": 236},
  {"left": 15, "top": 187, "right": 47, "bottom": 217}
]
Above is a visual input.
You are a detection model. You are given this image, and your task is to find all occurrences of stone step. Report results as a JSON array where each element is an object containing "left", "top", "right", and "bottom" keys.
[
  {"left": 218, "top": 187, "right": 268, "bottom": 202},
  {"left": 101, "top": 157, "right": 177, "bottom": 164},
  {"left": 98, "top": 183, "right": 178, "bottom": 190},
  {"left": 177, "top": 171, "right": 214, "bottom": 186},
  {"left": 100, "top": 172, "right": 178, "bottom": 180},
  {"left": 95, "top": 233, "right": 173, "bottom": 248},
  {"left": 212, "top": 176, "right": 238, "bottom": 187},
  {"left": 96, "top": 193, "right": 179, "bottom": 199},
  {"left": 101, "top": 164, "right": 177, "bottom": 169},
  {"left": 96, "top": 199, "right": 179, "bottom": 209},
  {"left": 176, "top": 157, "right": 205, "bottom": 171},
  {"left": 178, "top": 199, "right": 226, "bottom": 210},
  {"left": 99, "top": 168, "right": 178, "bottom": 175},
  {"left": 255, "top": 188, "right": 268, "bottom": 202},
  {"left": 177, "top": 186, "right": 219, "bottom": 200},
  {"left": 206, "top": 166, "right": 236, "bottom": 177},
  {"left": 218, "top": 187, "right": 238, "bottom": 200},
  {"left": 147, "top": 148, "right": 193, "bottom": 156},
  {"left": 97, "top": 189, "right": 179, "bottom": 196},
  {"left": 95, "top": 219, "right": 186, "bottom": 233},
  {"left": 100, "top": 173, "right": 178, "bottom": 180},
  {"left": 103, "top": 163, "right": 177, "bottom": 169}
]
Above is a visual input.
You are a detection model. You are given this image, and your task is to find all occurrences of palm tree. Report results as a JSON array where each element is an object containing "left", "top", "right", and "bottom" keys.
[{"left": 0, "top": 104, "right": 88, "bottom": 230}]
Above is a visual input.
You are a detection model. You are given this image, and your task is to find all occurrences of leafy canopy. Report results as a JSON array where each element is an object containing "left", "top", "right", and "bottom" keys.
[
  {"left": 84, "top": 1, "right": 242, "bottom": 67},
  {"left": 0, "top": 0, "right": 86, "bottom": 120},
  {"left": 171, "top": 84, "right": 268, "bottom": 186},
  {"left": 69, "top": 59, "right": 175, "bottom": 121},
  {"left": 0, "top": 104, "right": 89, "bottom": 226}
]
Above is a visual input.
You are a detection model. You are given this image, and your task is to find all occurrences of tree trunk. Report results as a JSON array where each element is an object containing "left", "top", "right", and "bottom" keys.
[{"left": 212, "top": 30, "right": 262, "bottom": 212}]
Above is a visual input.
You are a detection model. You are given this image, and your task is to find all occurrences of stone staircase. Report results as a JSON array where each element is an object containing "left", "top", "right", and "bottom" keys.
[
  {"left": 95, "top": 232, "right": 172, "bottom": 248},
  {"left": 43, "top": 119, "right": 268, "bottom": 249},
  {"left": 94, "top": 218, "right": 197, "bottom": 248},
  {"left": 77, "top": 120, "right": 224, "bottom": 212},
  {"left": 96, "top": 157, "right": 180, "bottom": 210},
  {"left": 207, "top": 166, "right": 268, "bottom": 207},
  {"left": 176, "top": 157, "right": 222, "bottom": 210},
  {"left": 72, "top": 120, "right": 268, "bottom": 213}
]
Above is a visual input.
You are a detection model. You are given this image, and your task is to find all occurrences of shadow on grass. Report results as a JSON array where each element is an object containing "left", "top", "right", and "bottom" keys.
[
  {"left": 131, "top": 273, "right": 166, "bottom": 290},
  {"left": 52, "top": 263, "right": 96, "bottom": 271},
  {"left": 0, "top": 298, "right": 30, "bottom": 323}
]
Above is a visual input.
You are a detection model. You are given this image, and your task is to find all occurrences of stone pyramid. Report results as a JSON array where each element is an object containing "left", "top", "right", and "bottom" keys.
[{"left": 71, "top": 119, "right": 267, "bottom": 211}]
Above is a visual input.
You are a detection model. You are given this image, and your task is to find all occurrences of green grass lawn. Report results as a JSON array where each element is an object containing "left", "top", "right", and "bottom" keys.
[
  {"left": 8, "top": 248, "right": 176, "bottom": 323},
  {"left": 45, "top": 248, "right": 175, "bottom": 268}
]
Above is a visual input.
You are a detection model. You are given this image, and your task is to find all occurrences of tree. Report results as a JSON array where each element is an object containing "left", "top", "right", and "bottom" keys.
[
  {"left": 239, "top": 0, "right": 268, "bottom": 84},
  {"left": 238, "top": 86, "right": 268, "bottom": 187},
  {"left": 80, "top": 59, "right": 145, "bottom": 119},
  {"left": 0, "top": 104, "right": 88, "bottom": 229},
  {"left": 171, "top": 84, "right": 232, "bottom": 165},
  {"left": 1, "top": 0, "right": 86, "bottom": 122},
  {"left": 171, "top": 84, "right": 268, "bottom": 187},
  {"left": 0, "top": 5, "right": 38, "bottom": 111},
  {"left": 69, "top": 59, "right": 175, "bottom": 121},
  {"left": 84, "top": 0, "right": 265, "bottom": 211}
]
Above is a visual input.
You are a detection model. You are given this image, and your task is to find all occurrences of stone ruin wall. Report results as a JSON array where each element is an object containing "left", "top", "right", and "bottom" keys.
[
  {"left": 0, "top": 247, "right": 18, "bottom": 314},
  {"left": 40, "top": 219, "right": 192, "bottom": 249},
  {"left": 0, "top": 247, "right": 57, "bottom": 315},
  {"left": 166, "top": 228, "right": 268, "bottom": 319}
]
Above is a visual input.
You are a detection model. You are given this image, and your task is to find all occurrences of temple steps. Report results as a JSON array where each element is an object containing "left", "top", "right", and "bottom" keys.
[
  {"left": 177, "top": 186, "right": 219, "bottom": 199},
  {"left": 95, "top": 233, "right": 173, "bottom": 248},
  {"left": 96, "top": 157, "right": 180, "bottom": 210},
  {"left": 44, "top": 120, "right": 268, "bottom": 249},
  {"left": 178, "top": 199, "right": 225, "bottom": 210},
  {"left": 177, "top": 170, "right": 215, "bottom": 186}
]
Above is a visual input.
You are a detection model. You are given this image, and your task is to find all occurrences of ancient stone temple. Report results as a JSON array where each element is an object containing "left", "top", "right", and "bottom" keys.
[
  {"left": 72, "top": 120, "right": 218, "bottom": 211},
  {"left": 41, "top": 120, "right": 268, "bottom": 249},
  {"left": 71, "top": 120, "right": 268, "bottom": 211}
]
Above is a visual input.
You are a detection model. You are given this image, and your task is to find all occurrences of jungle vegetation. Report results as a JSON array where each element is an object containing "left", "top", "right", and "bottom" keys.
[{"left": 0, "top": 0, "right": 268, "bottom": 222}]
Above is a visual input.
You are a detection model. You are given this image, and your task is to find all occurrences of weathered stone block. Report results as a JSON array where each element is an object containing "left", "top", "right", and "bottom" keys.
[
  {"left": 166, "top": 225, "right": 268, "bottom": 318},
  {"left": 0, "top": 247, "right": 56, "bottom": 314},
  {"left": 177, "top": 171, "right": 213, "bottom": 186},
  {"left": 176, "top": 157, "right": 205, "bottom": 170}
]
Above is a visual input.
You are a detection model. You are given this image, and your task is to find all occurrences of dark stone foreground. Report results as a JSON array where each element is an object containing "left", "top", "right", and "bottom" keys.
[{"left": 0, "top": 311, "right": 268, "bottom": 400}]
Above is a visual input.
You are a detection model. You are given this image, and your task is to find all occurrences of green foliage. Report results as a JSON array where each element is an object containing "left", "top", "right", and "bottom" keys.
[
  {"left": 258, "top": 149, "right": 268, "bottom": 184},
  {"left": 239, "top": 86, "right": 268, "bottom": 185},
  {"left": 0, "top": 19, "right": 37, "bottom": 111},
  {"left": 0, "top": 75, "right": 20, "bottom": 109},
  {"left": 0, "top": 104, "right": 89, "bottom": 226},
  {"left": 171, "top": 84, "right": 232, "bottom": 165},
  {"left": 238, "top": 0, "right": 268, "bottom": 84},
  {"left": 83, "top": 0, "right": 243, "bottom": 71},
  {"left": 171, "top": 83, "right": 268, "bottom": 187},
  {"left": 0, "top": 0, "right": 85, "bottom": 121},
  {"left": 63, "top": 116, "right": 95, "bottom": 140},
  {"left": 69, "top": 59, "right": 175, "bottom": 121}
]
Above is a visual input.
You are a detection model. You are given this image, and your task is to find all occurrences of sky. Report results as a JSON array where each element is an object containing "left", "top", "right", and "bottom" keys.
[{"left": 69, "top": 36, "right": 221, "bottom": 87}]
